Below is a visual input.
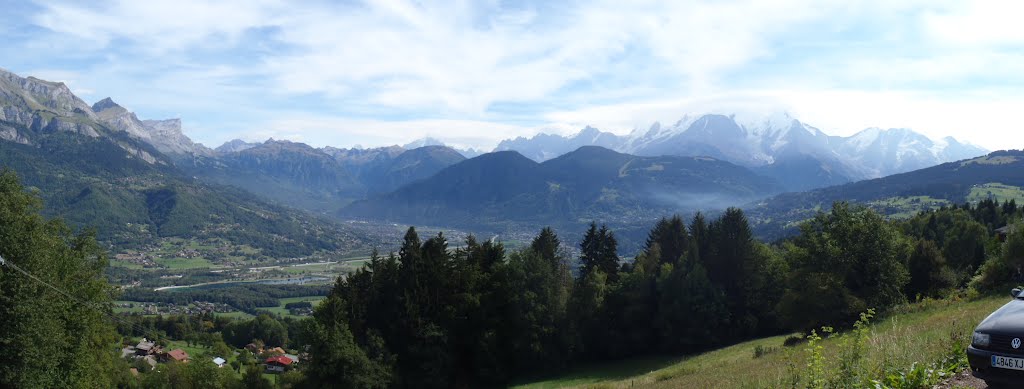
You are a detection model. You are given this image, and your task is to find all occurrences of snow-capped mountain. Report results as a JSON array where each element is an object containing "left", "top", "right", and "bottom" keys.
[
  {"left": 835, "top": 128, "right": 988, "bottom": 177},
  {"left": 492, "top": 112, "right": 988, "bottom": 191}
]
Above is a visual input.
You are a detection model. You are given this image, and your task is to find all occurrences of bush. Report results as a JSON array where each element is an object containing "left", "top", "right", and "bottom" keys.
[
  {"left": 752, "top": 345, "right": 778, "bottom": 358},
  {"left": 284, "top": 301, "right": 313, "bottom": 310},
  {"left": 782, "top": 335, "right": 805, "bottom": 347}
]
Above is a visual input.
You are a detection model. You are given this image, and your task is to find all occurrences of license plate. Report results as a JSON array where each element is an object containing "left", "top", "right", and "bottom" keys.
[{"left": 992, "top": 355, "right": 1024, "bottom": 371}]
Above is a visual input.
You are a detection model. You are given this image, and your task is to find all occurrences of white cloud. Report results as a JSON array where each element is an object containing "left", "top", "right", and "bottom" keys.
[
  {"left": 13, "top": 0, "right": 1024, "bottom": 152},
  {"left": 924, "top": 1, "right": 1024, "bottom": 47},
  {"left": 33, "top": 0, "right": 283, "bottom": 53}
]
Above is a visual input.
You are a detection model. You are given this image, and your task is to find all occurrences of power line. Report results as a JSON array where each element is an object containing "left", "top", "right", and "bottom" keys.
[{"left": 0, "top": 254, "right": 164, "bottom": 341}]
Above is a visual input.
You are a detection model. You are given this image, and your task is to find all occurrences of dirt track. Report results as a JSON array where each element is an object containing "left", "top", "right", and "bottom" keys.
[{"left": 937, "top": 370, "right": 990, "bottom": 389}]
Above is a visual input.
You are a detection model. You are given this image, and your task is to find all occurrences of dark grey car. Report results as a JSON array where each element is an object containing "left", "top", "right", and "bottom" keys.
[{"left": 968, "top": 288, "right": 1024, "bottom": 387}]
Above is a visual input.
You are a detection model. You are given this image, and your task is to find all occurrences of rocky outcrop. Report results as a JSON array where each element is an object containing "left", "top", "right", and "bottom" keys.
[
  {"left": 92, "top": 97, "right": 153, "bottom": 141},
  {"left": 0, "top": 68, "right": 102, "bottom": 139},
  {"left": 140, "top": 119, "right": 214, "bottom": 157}
]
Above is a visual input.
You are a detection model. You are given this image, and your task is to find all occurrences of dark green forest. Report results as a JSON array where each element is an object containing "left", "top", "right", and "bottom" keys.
[
  {"left": 2, "top": 167, "right": 1024, "bottom": 388},
  {"left": 302, "top": 200, "right": 1022, "bottom": 388}
]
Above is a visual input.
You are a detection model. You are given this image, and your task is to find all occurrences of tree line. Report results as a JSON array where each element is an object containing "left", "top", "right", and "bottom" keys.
[{"left": 303, "top": 200, "right": 1022, "bottom": 388}]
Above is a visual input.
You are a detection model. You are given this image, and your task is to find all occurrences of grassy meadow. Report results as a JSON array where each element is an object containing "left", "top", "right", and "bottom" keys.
[{"left": 514, "top": 295, "right": 1008, "bottom": 389}]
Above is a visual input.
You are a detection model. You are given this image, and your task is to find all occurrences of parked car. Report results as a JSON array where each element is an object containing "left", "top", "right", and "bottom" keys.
[{"left": 968, "top": 287, "right": 1024, "bottom": 387}]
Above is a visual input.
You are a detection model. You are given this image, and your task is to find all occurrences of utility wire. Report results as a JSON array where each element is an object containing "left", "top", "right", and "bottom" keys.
[{"left": 0, "top": 254, "right": 165, "bottom": 342}]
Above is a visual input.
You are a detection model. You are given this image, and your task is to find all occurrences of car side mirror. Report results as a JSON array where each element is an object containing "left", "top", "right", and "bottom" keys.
[{"left": 1013, "top": 288, "right": 1022, "bottom": 298}]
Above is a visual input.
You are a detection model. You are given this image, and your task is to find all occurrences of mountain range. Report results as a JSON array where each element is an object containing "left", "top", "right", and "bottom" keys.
[
  {"left": 192, "top": 140, "right": 466, "bottom": 212},
  {"left": 0, "top": 67, "right": 369, "bottom": 256},
  {"left": 341, "top": 146, "right": 781, "bottom": 228},
  {"left": 495, "top": 113, "right": 987, "bottom": 191},
  {"left": 0, "top": 67, "right": 1006, "bottom": 253}
]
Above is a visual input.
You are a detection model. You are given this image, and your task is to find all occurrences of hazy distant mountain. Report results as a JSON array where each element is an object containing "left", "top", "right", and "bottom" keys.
[
  {"left": 215, "top": 139, "right": 261, "bottom": 153},
  {"left": 194, "top": 141, "right": 467, "bottom": 212},
  {"left": 492, "top": 112, "right": 988, "bottom": 191},
  {"left": 405, "top": 136, "right": 485, "bottom": 158},
  {"left": 341, "top": 146, "right": 781, "bottom": 227},
  {"left": 322, "top": 145, "right": 406, "bottom": 172},
  {"left": 357, "top": 145, "right": 466, "bottom": 194},
  {"left": 321, "top": 144, "right": 466, "bottom": 194},
  {"left": 495, "top": 126, "right": 624, "bottom": 161},
  {"left": 403, "top": 137, "right": 446, "bottom": 149},
  {"left": 197, "top": 139, "right": 363, "bottom": 211}
]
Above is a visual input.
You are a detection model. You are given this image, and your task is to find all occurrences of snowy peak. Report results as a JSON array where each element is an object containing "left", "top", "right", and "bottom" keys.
[
  {"left": 490, "top": 111, "right": 989, "bottom": 191},
  {"left": 403, "top": 137, "right": 446, "bottom": 149}
]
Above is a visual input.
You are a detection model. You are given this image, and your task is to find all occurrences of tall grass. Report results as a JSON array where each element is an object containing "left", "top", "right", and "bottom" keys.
[{"left": 513, "top": 295, "right": 1007, "bottom": 389}]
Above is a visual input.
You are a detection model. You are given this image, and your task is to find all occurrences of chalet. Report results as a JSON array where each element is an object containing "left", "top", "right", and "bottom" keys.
[
  {"left": 265, "top": 355, "right": 293, "bottom": 374},
  {"left": 162, "top": 349, "right": 189, "bottom": 363},
  {"left": 284, "top": 353, "right": 300, "bottom": 365},
  {"left": 135, "top": 339, "right": 156, "bottom": 356},
  {"left": 212, "top": 357, "right": 227, "bottom": 368}
]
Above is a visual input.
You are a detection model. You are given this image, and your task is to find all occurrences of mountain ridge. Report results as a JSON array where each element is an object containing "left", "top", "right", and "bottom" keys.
[
  {"left": 748, "top": 149, "right": 1024, "bottom": 239},
  {"left": 491, "top": 112, "right": 988, "bottom": 191},
  {"left": 341, "top": 146, "right": 782, "bottom": 228}
]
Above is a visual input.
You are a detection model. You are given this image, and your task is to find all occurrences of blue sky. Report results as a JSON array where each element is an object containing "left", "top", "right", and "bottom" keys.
[{"left": 1, "top": 0, "right": 1022, "bottom": 150}]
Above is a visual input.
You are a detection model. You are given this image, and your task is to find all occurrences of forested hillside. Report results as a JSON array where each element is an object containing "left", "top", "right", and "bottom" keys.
[
  {"left": 0, "top": 120, "right": 366, "bottom": 257},
  {"left": 342, "top": 146, "right": 781, "bottom": 228},
  {"left": 750, "top": 150, "right": 1024, "bottom": 239},
  {"left": 300, "top": 197, "right": 1024, "bottom": 387}
]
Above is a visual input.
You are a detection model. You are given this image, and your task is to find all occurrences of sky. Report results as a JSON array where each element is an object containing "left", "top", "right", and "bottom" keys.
[{"left": 1, "top": 0, "right": 1022, "bottom": 151}]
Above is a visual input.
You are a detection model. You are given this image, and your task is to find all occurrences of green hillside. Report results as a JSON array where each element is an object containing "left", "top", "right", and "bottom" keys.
[
  {"left": 0, "top": 121, "right": 367, "bottom": 258},
  {"left": 514, "top": 296, "right": 1005, "bottom": 389},
  {"left": 750, "top": 150, "right": 1024, "bottom": 240}
]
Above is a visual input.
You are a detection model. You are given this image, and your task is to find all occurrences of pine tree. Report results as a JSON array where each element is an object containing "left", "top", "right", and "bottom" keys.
[
  {"left": 645, "top": 216, "right": 690, "bottom": 266},
  {"left": 579, "top": 222, "right": 600, "bottom": 277},
  {"left": 596, "top": 225, "right": 620, "bottom": 282},
  {"left": 531, "top": 227, "right": 561, "bottom": 267}
]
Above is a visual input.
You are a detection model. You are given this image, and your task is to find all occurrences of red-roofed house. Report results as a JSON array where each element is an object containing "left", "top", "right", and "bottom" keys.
[
  {"left": 163, "top": 349, "right": 189, "bottom": 363},
  {"left": 264, "top": 355, "right": 293, "bottom": 373}
]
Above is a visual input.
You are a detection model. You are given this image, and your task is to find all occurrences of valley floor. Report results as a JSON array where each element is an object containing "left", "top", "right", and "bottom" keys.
[{"left": 513, "top": 296, "right": 1008, "bottom": 389}]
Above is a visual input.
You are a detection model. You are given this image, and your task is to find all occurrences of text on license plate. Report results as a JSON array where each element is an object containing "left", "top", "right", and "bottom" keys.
[{"left": 992, "top": 355, "right": 1024, "bottom": 371}]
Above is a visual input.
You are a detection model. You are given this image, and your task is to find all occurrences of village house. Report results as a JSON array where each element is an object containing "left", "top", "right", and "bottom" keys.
[
  {"left": 135, "top": 338, "right": 158, "bottom": 356},
  {"left": 264, "top": 355, "right": 293, "bottom": 374},
  {"left": 213, "top": 357, "right": 227, "bottom": 368},
  {"left": 284, "top": 353, "right": 300, "bottom": 365},
  {"left": 162, "top": 349, "right": 189, "bottom": 363}
]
